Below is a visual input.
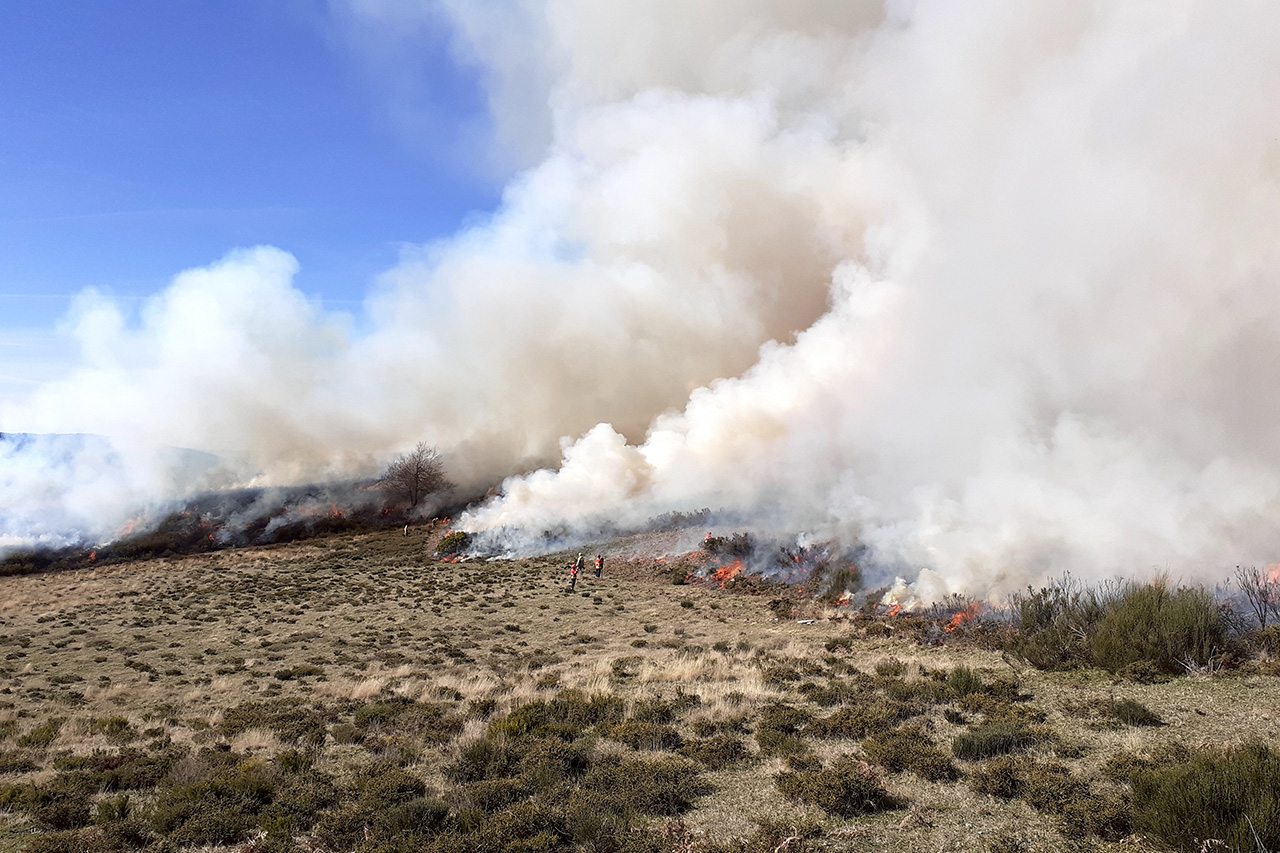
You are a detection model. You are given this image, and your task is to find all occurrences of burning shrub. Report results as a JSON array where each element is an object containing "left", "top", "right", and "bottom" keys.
[
  {"left": 774, "top": 755, "right": 901, "bottom": 818},
  {"left": 437, "top": 531, "right": 471, "bottom": 557}
]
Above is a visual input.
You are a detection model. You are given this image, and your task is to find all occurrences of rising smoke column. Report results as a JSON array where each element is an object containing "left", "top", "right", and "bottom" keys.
[
  {"left": 6, "top": 1, "right": 1280, "bottom": 599},
  {"left": 455, "top": 0, "right": 1280, "bottom": 597}
]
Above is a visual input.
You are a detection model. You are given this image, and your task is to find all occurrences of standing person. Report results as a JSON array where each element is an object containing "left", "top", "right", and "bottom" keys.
[
  {"left": 569, "top": 562, "right": 579, "bottom": 591},
  {"left": 575, "top": 553, "right": 585, "bottom": 573},
  {"left": 594, "top": 554, "right": 604, "bottom": 578},
  {"left": 403, "top": 524, "right": 409, "bottom": 537}
]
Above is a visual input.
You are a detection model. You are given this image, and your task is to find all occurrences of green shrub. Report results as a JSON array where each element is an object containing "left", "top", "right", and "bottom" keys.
[
  {"left": 1104, "top": 698, "right": 1165, "bottom": 727},
  {"left": 1009, "top": 576, "right": 1232, "bottom": 675},
  {"left": 677, "top": 735, "right": 750, "bottom": 770},
  {"left": 1089, "top": 581, "right": 1228, "bottom": 674},
  {"left": 805, "top": 701, "right": 915, "bottom": 740},
  {"left": 952, "top": 722, "right": 1044, "bottom": 760},
  {"left": 874, "top": 658, "right": 906, "bottom": 677},
  {"left": 581, "top": 757, "right": 710, "bottom": 816},
  {"left": 774, "top": 756, "right": 900, "bottom": 818},
  {"left": 607, "top": 721, "right": 683, "bottom": 751},
  {"left": 1131, "top": 743, "right": 1280, "bottom": 852},
  {"left": 18, "top": 718, "right": 65, "bottom": 748},
  {"left": 862, "top": 726, "right": 959, "bottom": 782},
  {"left": 219, "top": 698, "right": 331, "bottom": 746}
]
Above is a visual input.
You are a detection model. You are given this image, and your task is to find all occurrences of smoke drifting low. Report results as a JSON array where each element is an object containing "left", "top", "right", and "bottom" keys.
[{"left": 6, "top": 2, "right": 1280, "bottom": 599}]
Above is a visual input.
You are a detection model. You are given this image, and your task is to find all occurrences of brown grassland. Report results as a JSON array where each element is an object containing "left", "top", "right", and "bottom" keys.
[{"left": 1, "top": 526, "right": 1279, "bottom": 852}]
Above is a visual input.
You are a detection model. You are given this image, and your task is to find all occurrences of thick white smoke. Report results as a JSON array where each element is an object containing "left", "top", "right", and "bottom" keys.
[{"left": 5, "top": 1, "right": 1280, "bottom": 598}]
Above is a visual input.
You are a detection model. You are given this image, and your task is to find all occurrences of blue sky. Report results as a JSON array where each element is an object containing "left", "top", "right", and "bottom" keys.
[{"left": 0, "top": 1, "right": 501, "bottom": 401}]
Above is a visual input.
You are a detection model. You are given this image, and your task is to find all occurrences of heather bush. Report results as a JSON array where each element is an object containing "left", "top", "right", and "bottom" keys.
[
  {"left": 677, "top": 735, "right": 750, "bottom": 770},
  {"left": 1088, "top": 581, "right": 1228, "bottom": 674},
  {"left": 1130, "top": 743, "right": 1280, "bottom": 852},
  {"left": 607, "top": 720, "right": 683, "bottom": 751},
  {"left": 969, "top": 756, "right": 1131, "bottom": 842},
  {"left": 862, "top": 725, "right": 959, "bottom": 782},
  {"left": 952, "top": 722, "right": 1046, "bottom": 760},
  {"left": 1008, "top": 576, "right": 1232, "bottom": 675},
  {"left": 774, "top": 756, "right": 900, "bottom": 818}
]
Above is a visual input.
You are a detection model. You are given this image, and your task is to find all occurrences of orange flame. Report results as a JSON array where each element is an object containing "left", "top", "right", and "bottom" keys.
[
  {"left": 834, "top": 591, "right": 853, "bottom": 607},
  {"left": 118, "top": 518, "right": 139, "bottom": 537},
  {"left": 1266, "top": 563, "right": 1280, "bottom": 584},
  {"left": 944, "top": 602, "right": 981, "bottom": 633},
  {"left": 882, "top": 603, "right": 902, "bottom": 618},
  {"left": 330, "top": 503, "right": 342, "bottom": 518},
  {"left": 88, "top": 550, "right": 96, "bottom": 562},
  {"left": 710, "top": 560, "right": 744, "bottom": 589}
]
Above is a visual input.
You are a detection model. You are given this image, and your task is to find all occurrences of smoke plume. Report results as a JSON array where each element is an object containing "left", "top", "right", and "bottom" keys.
[{"left": 5, "top": 1, "right": 1280, "bottom": 599}]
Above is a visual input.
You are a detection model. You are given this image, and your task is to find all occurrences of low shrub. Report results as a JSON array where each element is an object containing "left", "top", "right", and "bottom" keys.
[
  {"left": 17, "top": 718, "right": 64, "bottom": 748},
  {"left": 774, "top": 756, "right": 901, "bottom": 818},
  {"left": 677, "top": 735, "right": 750, "bottom": 770},
  {"left": 969, "top": 756, "right": 1131, "bottom": 842},
  {"left": 581, "top": 757, "right": 711, "bottom": 816},
  {"left": 0, "top": 749, "right": 39, "bottom": 773},
  {"left": 874, "top": 658, "right": 907, "bottom": 677},
  {"left": 1131, "top": 742, "right": 1280, "bottom": 852},
  {"left": 219, "top": 698, "right": 331, "bottom": 746},
  {"left": 53, "top": 749, "right": 179, "bottom": 791},
  {"left": 489, "top": 691, "right": 624, "bottom": 740},
  {"left": 946, "top": 666, "right": 985, "bottom": 698},
  {"left": 607, "top": 721, "right": 683, "bottom": 752},
  {"left": 806, "top": 701, "right": 915, "bottom": 740},
  {"left": 755, "top": 703, "right": 814, "bottom": 756},
  {"left": 862, "top": 726, "right": 959, "bottom": 782},
  {"left": 952, "top": 722, "right": 1045, "bottom": 760},
  {"left": 1104, "top": 698, "right": 1165, "bottom": 727}
]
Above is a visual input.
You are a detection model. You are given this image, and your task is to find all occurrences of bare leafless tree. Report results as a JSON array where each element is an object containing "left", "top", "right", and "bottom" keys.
[
  {"left": 1235, "top": 565, "right": 1280, "bottom": 629},
  {"left": 380, "top": 442, "right": 450, "bottom": 509}
]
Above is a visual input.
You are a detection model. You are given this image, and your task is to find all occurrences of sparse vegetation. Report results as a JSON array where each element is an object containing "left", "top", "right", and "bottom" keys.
[{"left": 0, "top": 528, "right": 1278, "bottom": 853}]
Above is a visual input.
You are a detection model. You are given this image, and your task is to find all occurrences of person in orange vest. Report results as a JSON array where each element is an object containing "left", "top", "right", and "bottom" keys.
[
  {"left": 594, "top": 554, "right": 604, "bottom": 578},
  {"left": 569, "top": 561, "right": 579, "bottom": 590}
]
